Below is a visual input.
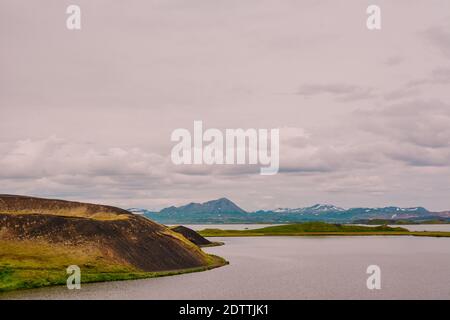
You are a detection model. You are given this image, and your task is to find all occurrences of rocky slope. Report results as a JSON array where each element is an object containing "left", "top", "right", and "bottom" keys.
[
  {"left": 171, "top": 225, "right": 212, "bottom": 246},
  {"left": 0, "top": 194, "right": 224, "bottom": 291}
]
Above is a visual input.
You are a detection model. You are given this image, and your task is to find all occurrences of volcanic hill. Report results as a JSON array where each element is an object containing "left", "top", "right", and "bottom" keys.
[
  {"left": 171, "top": 225, "right": 214, "bottom": 247},
  {"left": 0, "top": 195, "right": 225, "bottom": 292}
]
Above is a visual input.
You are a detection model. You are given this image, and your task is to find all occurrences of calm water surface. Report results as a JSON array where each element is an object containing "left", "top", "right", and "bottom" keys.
[
  {"left": 183, "top": 224, "right": 450, "bottom": 232},
  {"left": 389, "top": 224, "right": 450, "bottom": 232},
  {"left": 175, "top": 224, "right": 285, "bottom": 230},
  {"left": 2, "top": 235, "right": 450, "bottom": 300}
]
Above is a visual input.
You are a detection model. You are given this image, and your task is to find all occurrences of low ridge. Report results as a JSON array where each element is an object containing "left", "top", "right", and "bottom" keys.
[
  {"left": 0, "top": 194, "right": 131, "bottom": 220},
  {"left": 171, "top": 225, "right": 212, "bottom": 246}
]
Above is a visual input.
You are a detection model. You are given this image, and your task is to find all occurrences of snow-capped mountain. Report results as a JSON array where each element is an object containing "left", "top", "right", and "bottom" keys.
[
  {"left": 132, "top": 198, "right": 438, "bottom": 224},
  {"left": 273, "top": 204, "right": 346, "bottom": 214},
  {"left": 127, "top": 208, "right": 156, "bottom": 215},
  {"left": 344, "top": 206, "right": 430, "bottom": 219}
]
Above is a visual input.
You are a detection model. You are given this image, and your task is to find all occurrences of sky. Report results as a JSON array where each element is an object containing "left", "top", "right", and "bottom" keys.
[{"left": 1, "top": 0, "right": 450, "bottom": 211}]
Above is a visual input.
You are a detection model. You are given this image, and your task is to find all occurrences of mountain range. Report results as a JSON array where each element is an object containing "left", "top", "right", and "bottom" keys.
[{"left": 134, "top": 198, "right": 450, "bottom": 224}]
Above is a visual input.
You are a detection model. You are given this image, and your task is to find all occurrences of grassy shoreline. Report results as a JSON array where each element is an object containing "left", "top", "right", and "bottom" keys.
[
  {"left": 201, "top": 231, "right": 450, "bottom": 237},
  {"left": 198, "top": 222, "right": 450, "bottom": 238},
  {"left": 0, "top": 255, "right": 228, "bottom": 293},
  {"left": 0, "top": 240, "right": 228, "bottom": 293}
]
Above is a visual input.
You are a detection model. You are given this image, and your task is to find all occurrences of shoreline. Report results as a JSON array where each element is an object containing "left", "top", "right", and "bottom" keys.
[
  {"left": 198, "top": 223, "right": 450, "bottom": 238},
  {"left": 0, "top": 254, "right": 228, "bottom": 294},
  {"left": 200, "top": 231, "right": 450, "bottom": 238}
]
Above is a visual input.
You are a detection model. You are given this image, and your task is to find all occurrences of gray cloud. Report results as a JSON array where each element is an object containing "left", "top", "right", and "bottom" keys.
[
  {"left": 383, "top": 86, "right": 420, "bottom": 101},
  {"left": 424, "top": 25, "right": 450, "bottom": 59},
  {"left": 355, "top": 100, "right": 450, "bottom": 165},
  {"left": 407, "top": 68, "right": 450, "bottom": 88},
  {"left": 297, "top": 84, "right": 376, "bottom": 102},
  {"left": 2, "top": 1, "right": 450, "bottom": 211},
  {"left": 384, "top": 68, "right": 450, "bottom": 101},
  {"left": 384, "top": 56, "right": 404, "bottom": 67}
]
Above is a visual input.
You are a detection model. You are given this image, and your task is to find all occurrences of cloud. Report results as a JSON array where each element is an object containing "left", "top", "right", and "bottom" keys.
[
  {"left": 315, "top": 174, "right": 388, "bottom": 195},
  {"left": 384, "top": 68, "right": 450, "bottom": 101},
  {"left": 423, "top": 26, "right": 450, "bottom": 59},
  {"left": 0, "top": 136, "right": 168, "bottom": 183},
  {"left": 386, "top": 143, "right": 450, "bottom": 167},
  {"left": 406, "top": 68, "right": 450, "bottom": 88},
  {"left": 1, "top": 1, "right": 450, "bottom": 211},
  {"left": 383, "top": 86, "right": 420, "bottom": 101},
  {"left": 297, "top": 84, "right": 375, "bottom": 102},
  {"left": 384, "top": 56, "right": 404, "bottom": 66},
  {"left": 354, "top": 100, "right": 450, "bottom": 166}
]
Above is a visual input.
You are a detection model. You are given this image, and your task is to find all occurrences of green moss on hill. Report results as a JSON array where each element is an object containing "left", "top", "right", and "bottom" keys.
[{"left": 0, "top": 240, "right": 227, "bottom": 292}]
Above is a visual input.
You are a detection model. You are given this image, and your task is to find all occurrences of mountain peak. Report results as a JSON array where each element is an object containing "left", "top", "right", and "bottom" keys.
[
  {"left": 205, "top": 197, "right": 235, "bottom": 205},
  {"left": 273, "top": 204, "right": 346, "bottom": 214},
  {"left": 160, "top": 198, "right": 246, "bottom": 214},
  {"left": 309, "top": 204, "right": 346, "bottom": 211}
]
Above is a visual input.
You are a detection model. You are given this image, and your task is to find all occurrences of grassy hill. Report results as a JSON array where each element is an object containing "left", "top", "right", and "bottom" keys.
[
  {"left": 0, "top": 195, "right": 227, "bottom": 292},
  {"left": 0, "top": 194, "right": 131, "bottom": 220}
]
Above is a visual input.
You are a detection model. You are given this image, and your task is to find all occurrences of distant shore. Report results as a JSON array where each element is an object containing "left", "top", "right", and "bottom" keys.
[{"left": 198, "top": 222, "right": 450, "bottom": 238}]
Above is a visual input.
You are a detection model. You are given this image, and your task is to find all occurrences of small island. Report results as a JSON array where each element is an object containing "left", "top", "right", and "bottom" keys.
[{"left": 198, "top": 222, "right": 450, "bottom": 238}]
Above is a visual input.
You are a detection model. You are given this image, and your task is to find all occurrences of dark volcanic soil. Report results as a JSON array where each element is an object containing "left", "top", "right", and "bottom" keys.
[
  {"left": 0, "top": 195, "right": 211, "bottom": 272},
  {"left": 171, "top": 225, "right": 212, "bottom": 246}
]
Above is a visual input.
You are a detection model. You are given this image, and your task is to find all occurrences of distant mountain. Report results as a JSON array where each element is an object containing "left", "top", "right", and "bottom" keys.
[
  {"left": 141, "top": 198, "right": 249, "bottom": 224},
  {"left": 127, "top": 208, "right": 156, "bottom": 215},
  {"left": 261, "top": 205, "right": 431, "bottom": 220},
  {"left": 434, "top": 211, "right": 450, "bottom": 218},
  {"left": 139, "top": 198, "right": 439, "bottom": 224},
  {"left": 343, "top": 206, "right": 430, "bottom": 220},
  {"left": 160, "top": 198, "right": 247, "bottom": 215},
  {"left": 273, "top": 204, "right": 346, "bottom": 214},
  {"left": 268, "top": 206, "right": 431, "bottom": 221}
]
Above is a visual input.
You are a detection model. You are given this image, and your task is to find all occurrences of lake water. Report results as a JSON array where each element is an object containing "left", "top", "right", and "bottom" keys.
[
  {"left": 2, "top": 235, "right": 450, "bottom": 300},
  {"left": 180, "top": 224, "right": 450, "bottom": 232},
  {"left": 172, "top": 224, "right": 285, "bottom": 231},
  {"left": 388, "top": 224, "right": 450, "bottom": 232}
]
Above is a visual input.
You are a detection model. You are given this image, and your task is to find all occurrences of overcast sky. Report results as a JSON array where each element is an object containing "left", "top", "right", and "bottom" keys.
[{"left": 1, "top": 0, "right": 450, "bottom": 211}]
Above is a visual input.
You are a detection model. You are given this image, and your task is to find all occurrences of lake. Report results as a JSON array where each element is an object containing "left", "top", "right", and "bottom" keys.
[
  {"left": 2, "top": 234, "right": 450, "bottom": 299},
  {"left": 388, "top": 224, "right": 450, "bottom": 232},
  {"left": 172, "top": 224, "right": 286, "bottom": 230},
  {"left": 181, "top": 224, "right": 450, "bottom": 232}
]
